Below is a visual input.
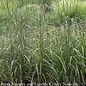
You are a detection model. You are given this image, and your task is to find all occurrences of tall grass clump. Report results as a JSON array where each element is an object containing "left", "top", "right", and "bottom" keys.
[
  {"left": 46, "top": 0, "right": 86, "bottom": 27},
  {"left": 18, "top": 4, "right": 40, "bottom": 27},
  {"left": 0, "top": 0, "right": 86, "bottom": 85},
  {"left": 0, "top": 25, "right": 86, "bottom": 85}
]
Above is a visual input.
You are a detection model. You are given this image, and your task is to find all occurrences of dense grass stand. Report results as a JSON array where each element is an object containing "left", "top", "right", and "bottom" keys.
[{"left": 0, "top": 0, "right": 86, "bottom": 85}]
